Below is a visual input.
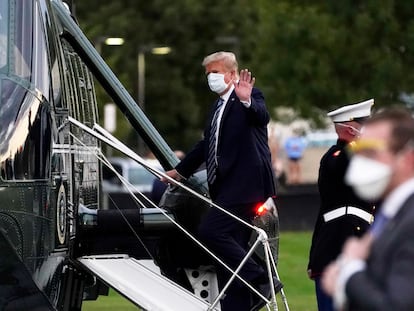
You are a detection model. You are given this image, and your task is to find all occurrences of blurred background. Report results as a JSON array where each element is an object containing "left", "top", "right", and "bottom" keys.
[
  {"left": 72, "top": 0, "right": 414, "bottom": 159},
  {"left": 69, "top": 0, "right": 414, "bottom": 206},
  {"left": 72, "top": 2, "right": 412, "bottom": 309}
]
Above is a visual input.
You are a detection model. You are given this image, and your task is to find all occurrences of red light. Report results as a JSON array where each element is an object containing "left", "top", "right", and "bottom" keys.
[{"left": 255, "top": 203, "right": 266, "bottom": 216}]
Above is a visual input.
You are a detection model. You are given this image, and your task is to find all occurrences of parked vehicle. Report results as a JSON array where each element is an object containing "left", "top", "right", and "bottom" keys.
[{"left": 102, "top": 157, "right": 163, "bottom": 209}]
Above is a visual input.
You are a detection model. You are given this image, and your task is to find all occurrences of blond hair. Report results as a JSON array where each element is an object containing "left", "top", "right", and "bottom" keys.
[{"left": 202, "top": 51, "right": 238, "bottom": 73}]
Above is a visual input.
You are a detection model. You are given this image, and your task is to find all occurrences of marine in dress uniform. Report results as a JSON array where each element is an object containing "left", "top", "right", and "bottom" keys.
[{"left": 308, "top": 99, "right": 375, "bottom": 311}]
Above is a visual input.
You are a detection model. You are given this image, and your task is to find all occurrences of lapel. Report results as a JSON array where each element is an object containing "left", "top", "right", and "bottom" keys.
[
  {"left": 373, "top": 193, "right": 414, "bottom": 253},
  {"left": 219, "top": 91, "right": 237, "bottom": 128}
]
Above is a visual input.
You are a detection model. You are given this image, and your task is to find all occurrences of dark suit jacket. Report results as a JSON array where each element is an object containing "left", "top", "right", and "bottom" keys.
[
  {"left": 346, "top": 193, "right": 414, "bottom": 311},
  {"left": 308, "top": 139, "right": 374, "bottom": 277},
  {"left": 175, "top": 87, "right": 276, "bottom": 206}
]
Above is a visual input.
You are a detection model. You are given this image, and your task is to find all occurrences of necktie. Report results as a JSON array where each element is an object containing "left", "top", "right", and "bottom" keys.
[
  {"left": 370, "top": 211, "right": 389, "bottom": 238},
  {"left": 207, "top": 98, "right": 224, "bottom": 184}
]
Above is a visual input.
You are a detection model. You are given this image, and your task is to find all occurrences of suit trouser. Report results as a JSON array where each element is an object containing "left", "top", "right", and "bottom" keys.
[
  {"left": 315, "top": 276, "right": 334, "bottom": 311},
  {"left": 198, "top": 203, "right": 265, "bottom": 311}
]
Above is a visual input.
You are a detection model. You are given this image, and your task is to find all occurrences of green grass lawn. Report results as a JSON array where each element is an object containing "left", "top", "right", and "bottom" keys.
[
  {"left": 82, "top": 231, "right": 317, "bottom": 311},
  {"left": 276, "top": 231, "right": 317, "bottom": 311}
]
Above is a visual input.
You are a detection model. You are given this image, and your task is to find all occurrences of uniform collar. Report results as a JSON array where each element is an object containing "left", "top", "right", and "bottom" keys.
[{"left": 337, "top": 139, "right": 350, "bottom": 147}]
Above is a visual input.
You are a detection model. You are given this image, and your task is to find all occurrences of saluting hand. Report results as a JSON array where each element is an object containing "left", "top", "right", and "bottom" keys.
[{"left": 234, "top": 69, "right": 255, "bottom": 102}]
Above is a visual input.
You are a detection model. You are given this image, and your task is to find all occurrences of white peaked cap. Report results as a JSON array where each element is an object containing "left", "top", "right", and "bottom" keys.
[{"left": 327, "top": 99, "right": 374, "bottom": 123}]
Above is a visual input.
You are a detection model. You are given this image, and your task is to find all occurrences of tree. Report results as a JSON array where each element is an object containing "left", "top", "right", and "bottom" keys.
[
  {"left": 254, "top": 0, "right": 414, "bottom": 124},
  {"left": 75, "top": 0, "right": 261, "bottom": 151},
  {"left": 75, "top": 0, "right": 414, "bottom": 148}
]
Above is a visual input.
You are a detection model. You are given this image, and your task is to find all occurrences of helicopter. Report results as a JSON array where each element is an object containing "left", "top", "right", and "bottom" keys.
[{"left": 0, "top": 0, "right": 285, "bottom": 310}]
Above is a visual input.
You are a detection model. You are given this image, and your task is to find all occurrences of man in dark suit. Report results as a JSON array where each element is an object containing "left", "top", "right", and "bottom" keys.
[
  {"left": 322, "top": 108, "right": 414, "bottom": 310},
  {"left": 308, "top": 99, "right": 375, "bottom": 311},
  {"left": 163, "top": 51, "right": 279, "bottom": 311}
]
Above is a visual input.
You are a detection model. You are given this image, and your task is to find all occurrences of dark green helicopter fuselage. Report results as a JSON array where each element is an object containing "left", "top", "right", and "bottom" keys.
[{"left": 0, "top": 0, "right": 100, "bottom": 308}]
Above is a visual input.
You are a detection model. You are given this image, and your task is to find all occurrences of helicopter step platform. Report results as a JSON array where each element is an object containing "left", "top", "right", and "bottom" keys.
[{"left": 78, "top": 254, "right": 219, "bottom": 310}]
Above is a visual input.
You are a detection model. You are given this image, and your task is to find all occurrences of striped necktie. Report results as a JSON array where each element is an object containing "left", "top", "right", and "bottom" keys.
[{"left": 207, "top": 98, "right": 224, "bottom": 184}]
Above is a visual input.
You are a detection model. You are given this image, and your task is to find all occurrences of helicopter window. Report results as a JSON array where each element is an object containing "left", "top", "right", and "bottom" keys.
[
  {"left": 31, "top": 1, "right": 50, "bottom": 101},
  {"left": 0, "top": 0, "right": 31, "bottom": 77},
  {"left": 0, "top": 93, "right": 51, "bottom": 181},
  {"left": 0, "top": 0, "right": 52, "bottom": 181},
  {"left": 0, "top": 0, "right": 50, "bottom": 89},
  {"left": 12, "top": 0, "right": 32, "bottom": 79},
  {"left": 0, "top": 1, "right": 7, "bottom": 69}
]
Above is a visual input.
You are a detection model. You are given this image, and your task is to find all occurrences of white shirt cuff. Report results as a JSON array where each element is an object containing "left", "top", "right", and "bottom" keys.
[
  {"left": 241, "top": 99, "right": 251, "bottom": 108},
  {"left": 334, "top": 259, "right": 366, "bottom": 309}
]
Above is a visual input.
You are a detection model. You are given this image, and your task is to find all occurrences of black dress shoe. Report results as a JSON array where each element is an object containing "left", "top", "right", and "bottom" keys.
[{"left": 250, "top": 276, "right": 283, "bottom": 311}]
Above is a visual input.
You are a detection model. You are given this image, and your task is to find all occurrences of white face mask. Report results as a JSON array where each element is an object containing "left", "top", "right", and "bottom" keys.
[
  {"left": 345, "top": 154, "right": 392, "bottom": 202},
  {"left": 207, "top": 73, "right": 228, "bottom": 94}
]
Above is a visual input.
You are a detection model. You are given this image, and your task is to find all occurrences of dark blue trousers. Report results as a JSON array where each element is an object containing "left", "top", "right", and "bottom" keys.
[
  {"left": 315, "top": 276, "right": 334, "bottom": 311},
  {"left": 198, "top": 203, "right": 265, "bottom": 311}
]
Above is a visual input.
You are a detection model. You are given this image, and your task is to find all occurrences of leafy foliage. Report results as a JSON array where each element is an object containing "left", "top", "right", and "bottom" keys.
[{"left": 75, "top": 0, "right": 414, "bottom": 150}]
